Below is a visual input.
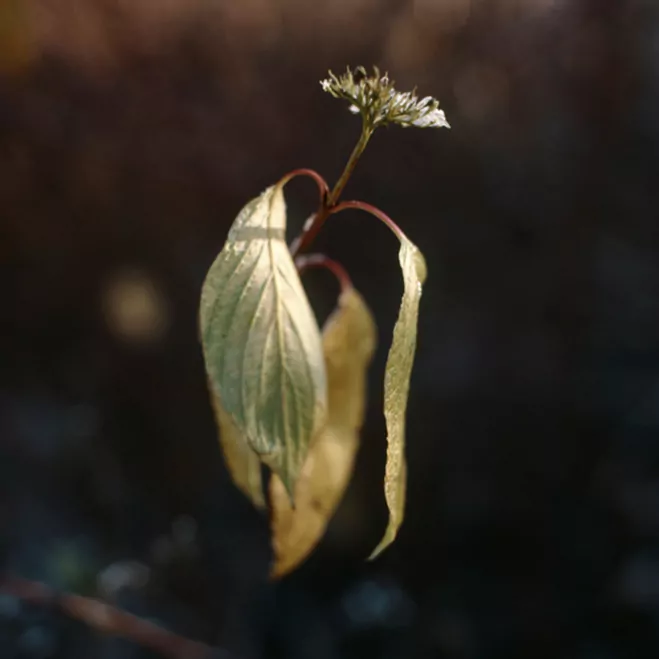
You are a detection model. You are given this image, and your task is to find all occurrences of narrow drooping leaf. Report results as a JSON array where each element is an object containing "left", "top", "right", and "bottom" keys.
[
  {"left": 199, "top": 184, "right": 327, "bottom": 497},
  {"left": 210, "top": 390, "right": 265, "bottom": 510},
  {"left": 369, "top": 237, "right": 427, "bottom": 559},
  {"left": 270, "top": 288, "right": 376, "bottom": 577}
]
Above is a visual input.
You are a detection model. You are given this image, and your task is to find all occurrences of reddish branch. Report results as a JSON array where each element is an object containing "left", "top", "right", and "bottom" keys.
[
  {"left": 328, "top": 200, "right": 404, "bottom": 240},
  {"left": 278, "top": 167, "right": 329, "bottom": 201},
  {"left": 295, "top": 253, "right": 352, "bottom": 292},
  {"left": 281, "top": 166, "right": 406, "bottom": 260},
  {"left": 0, "top": 574, "right": 214, "bottom": 659}
]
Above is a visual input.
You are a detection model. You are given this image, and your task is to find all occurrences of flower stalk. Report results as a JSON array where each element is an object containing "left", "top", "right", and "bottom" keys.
[{"left": 289, "top": 66, "right": 449, "bottom": 258}]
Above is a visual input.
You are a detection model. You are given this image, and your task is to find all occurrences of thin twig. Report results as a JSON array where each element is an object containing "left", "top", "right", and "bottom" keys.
[
  {"left": 0, "top": 574, "right": 214, "bottom": 659},
  {"left": 278, "top": 168, "right": 329, "bottom": 201},
  {"left": 289, "top": 127, "right": 374, "bottom": 258},
  {"left": 328, "top": 200, "right": 404, "bottom": 240},
  {"left": 326, "top": 126, "right": 373, "bottom": 208},
  {"left": 295, "top": 253, "right": 352, "bottom": 292}
]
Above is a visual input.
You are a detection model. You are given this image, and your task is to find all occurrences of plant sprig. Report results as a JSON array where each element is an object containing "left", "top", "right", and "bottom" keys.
[
  {"left": 200, "top": 66, "right": 449, "bottom": 572},
  {"left": 291, "top": 66, "right": 449, "bottom": 257}
]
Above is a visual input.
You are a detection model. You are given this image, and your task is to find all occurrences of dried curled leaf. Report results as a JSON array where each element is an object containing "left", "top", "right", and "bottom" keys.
[
  {"left": 199, "top": 184, "right": 327, "bottom": 497},
  {"left": 210, "top": 391, "right": 265, "bottom": 510},
  {"left": 270, "top": 288, "right": 376, "bottom": 578},
  {"left": 369, "top": 237, "right": 427, "bottom": 559}
]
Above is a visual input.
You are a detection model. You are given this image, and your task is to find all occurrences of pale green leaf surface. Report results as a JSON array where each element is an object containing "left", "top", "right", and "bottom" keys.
[
  {"left": 369, "top": 237, "right": 427, "bottom": 559},
  {"left": 270, "top": 287, "right": 377, "bottom": 577},
  {"left": 199, "top": 184, "right": 327, "bottom": 496}
]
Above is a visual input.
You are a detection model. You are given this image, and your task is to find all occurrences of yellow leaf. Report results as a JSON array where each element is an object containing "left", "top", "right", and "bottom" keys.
[
  {"left": 210, "top": 391, "right": 266, "bottom": 510},
  {"left": 269, "top": 288, "right": 376, "bottom": 578},
  {"left": 369, "top": 237, "right": 427, "bottom": 559}
]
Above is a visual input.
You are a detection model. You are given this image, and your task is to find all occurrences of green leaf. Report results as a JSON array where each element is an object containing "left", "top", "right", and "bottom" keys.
[
  {"left": 369, "top": 236, "right": 427, "bottom": 559},
  {"left": 270, "top": 287, "right": 377, "bottom": 577},
  {"left": 199, "top": 184, "right": 327, "bottom": 497}
]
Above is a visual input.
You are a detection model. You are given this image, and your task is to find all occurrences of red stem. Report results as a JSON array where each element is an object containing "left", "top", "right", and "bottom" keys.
[
  {"left": 328, "top": 200, "right": 405, "bottom": 241},
  {"left": 278, "top": 168, "right": 329, "bottom": 201},
  {"left": 289, "top": 126, "right": 374, "bottom": 258},
  {"left": 278, "top": 168, "right": 331, "bottom": 258},
  {"left": 295, "top": 253, "right": 352, "bottom": 292},
  {"left": 291, "top": 199, "right": 405, "bottom": 260},
  {"left": 0, "top": 574, "right": 214, "bottom": 659},
  {"left": 289, "top": 206, "right": 329, "bottom": 257}
]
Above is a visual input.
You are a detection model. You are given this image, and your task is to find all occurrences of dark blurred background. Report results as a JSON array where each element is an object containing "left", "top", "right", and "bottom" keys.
[{"left": 2, "top": 0, "right": 659, "bottom": 656}]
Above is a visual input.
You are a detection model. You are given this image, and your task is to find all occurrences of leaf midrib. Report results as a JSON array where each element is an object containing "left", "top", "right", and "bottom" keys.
[{"left": 267, "top": 190, "right": 291, "bottom": 477}]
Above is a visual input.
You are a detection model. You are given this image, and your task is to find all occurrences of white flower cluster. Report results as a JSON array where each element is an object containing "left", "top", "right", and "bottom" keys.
[{"left": 320, "top": 66, "right": 450, "bottom": 130}]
